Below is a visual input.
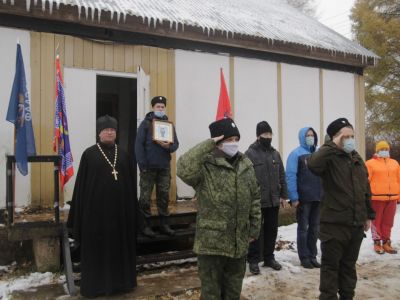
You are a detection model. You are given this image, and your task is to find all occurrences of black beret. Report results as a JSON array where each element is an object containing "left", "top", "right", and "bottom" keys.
[
  {"left": 256, "top": 121, "right": 273, "bottom": 136},
  {"left": 151, "top": 96, "right": 167, "bottom": 107},
  {"left": 97, "top": 115, "right": 117, "bottom": 134},
  {"left": 209, "top": 118, "right": 240, "bottom": 141},
  {"left": 326, "top": 118, "right": 353, "bottom": 139}
]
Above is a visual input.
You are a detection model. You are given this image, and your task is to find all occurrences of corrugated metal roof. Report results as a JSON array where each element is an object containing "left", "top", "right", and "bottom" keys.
[{"left": 14, "top": 0, "right": 377, "bottom": 59}]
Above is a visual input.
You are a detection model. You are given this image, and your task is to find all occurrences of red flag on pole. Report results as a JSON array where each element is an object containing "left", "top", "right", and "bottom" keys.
[{"left": 216, "top": 68, "right": 232, "bottom": 120}]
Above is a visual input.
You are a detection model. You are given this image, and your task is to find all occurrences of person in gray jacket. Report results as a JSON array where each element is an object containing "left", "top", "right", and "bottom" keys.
[{"left": 246, "top": 121, "right": 289, "bottom": 274}]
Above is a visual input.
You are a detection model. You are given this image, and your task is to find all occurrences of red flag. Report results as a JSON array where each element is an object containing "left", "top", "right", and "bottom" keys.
[{"left": 216, "top": 68, "right": 232, "bottom": 120}]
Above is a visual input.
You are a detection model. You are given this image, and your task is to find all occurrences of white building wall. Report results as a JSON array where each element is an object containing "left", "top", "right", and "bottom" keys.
[
  {"left": 234, "top": 58, "right": 278, "bottom": 153},
  {"left": 0, "top": 27, "right": 31, "bottom": 208},
  {"left": 281, "top": 64, "right": 320, "bottom": 164},
  {"left": 322, "top": 70, "right": 355, "bottom": 130},
  {"left": 63, "top": 68, "right": 137, "bottom": 202},
  {"left": 175, "top": 50, "right": 229, "bottom": 198}
]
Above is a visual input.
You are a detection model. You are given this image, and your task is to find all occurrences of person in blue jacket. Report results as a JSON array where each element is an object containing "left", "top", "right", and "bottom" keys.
[
  {"left": 135, "top": 96, "right": 179, "bottom": 237},
  {"left": 286, "top": 127, "right": 322, "bottom": 269}
]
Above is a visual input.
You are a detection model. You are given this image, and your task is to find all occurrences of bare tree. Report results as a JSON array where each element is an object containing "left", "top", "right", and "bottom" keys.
[{"left": 286, "top": 0, "right": 317, "bottom": 17}]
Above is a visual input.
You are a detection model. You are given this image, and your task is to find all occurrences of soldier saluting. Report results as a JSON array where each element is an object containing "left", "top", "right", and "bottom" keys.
[{"left": 178, "top": 117, "right": 261, "bottom": 300}]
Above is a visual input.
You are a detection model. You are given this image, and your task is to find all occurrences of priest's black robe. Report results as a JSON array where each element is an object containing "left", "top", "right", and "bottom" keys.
[{"left": 67, "top": 142, "right": 137, "bottom": 297}]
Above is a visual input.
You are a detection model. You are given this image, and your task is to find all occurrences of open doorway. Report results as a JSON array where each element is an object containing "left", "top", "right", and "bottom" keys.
[{"left": 96, "top": 75, "right": 137, "bottom": 159}]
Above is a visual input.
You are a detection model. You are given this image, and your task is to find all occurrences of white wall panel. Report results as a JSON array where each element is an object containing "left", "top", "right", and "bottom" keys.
[
  {"left": 323, "top": 70, "right": 355, "bottom": 130},
  {"left": 0, "top": 27, "right": 31, "bottom": 208},
  {"left": 234, "top": 58, "right": 278, "bottom": 153},
  {"left": 175, "top": 50, "right": 229, "bottom": 198},
  {"left": 281, "top": 64, "right": 320, "bottom": 164}
]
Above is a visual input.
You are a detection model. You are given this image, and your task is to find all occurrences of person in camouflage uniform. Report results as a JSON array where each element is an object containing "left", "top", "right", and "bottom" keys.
[
  {"left": 177, "top": 118, "right": 261, "bottom": 300},
  {"left": 308, "top": 118, "right": 375, "bottom": 300},
  {"left": 135, "top": 96, "right": 179, "bottom": 237}
]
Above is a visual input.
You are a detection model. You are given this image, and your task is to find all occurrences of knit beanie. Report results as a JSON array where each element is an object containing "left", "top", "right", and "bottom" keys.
[
  {"left": 326, "top": 118, "right": 353, "bottom": 139},
  {"left": 97, "top": 115, "right": 117, "bottom": 134},
  {"left": 151, "top": 96, "right": 167, "bottom": 107},
  {"left": 209, "top": 118, "right": 240, "bottom": 141},
  {"left": 256, "top": 121, "right": 273, "bottom": 136},
  {"left": 376, "top": 141, "right": 390, "bottom": 152}
]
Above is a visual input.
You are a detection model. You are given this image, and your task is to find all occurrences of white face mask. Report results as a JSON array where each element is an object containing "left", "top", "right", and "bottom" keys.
[
  {"left": 378, "top": 150, "right": 390, "bottom": 158},
  {"left": 221, "top": 141, "right": 239, "bottom": 157}
]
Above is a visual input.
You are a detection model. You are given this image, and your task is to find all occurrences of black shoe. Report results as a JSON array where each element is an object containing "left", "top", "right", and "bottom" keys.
[
  {"left": 249, "top": 262, "right": 260, "bottom": 275},
  {"left": 141, "top": 226, "right": 156, "bottom": 238},
  {"left": 263, "top": 259, "right": 282, "bottom": 271},
  {"left": 310, "top": 258, "right": 321, "bottom": 268},
  {"left": 301, "top": 260, "right": 314, "bottom": 269},
  {"left": 159, "top": 224, "right": 175, "bottom": 236}
]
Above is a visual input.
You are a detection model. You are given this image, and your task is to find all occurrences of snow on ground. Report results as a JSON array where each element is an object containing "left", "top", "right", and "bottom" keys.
[
  {"left": 1, "top": 207, "right": 400, "bottom": 299},
  {"left": 242, "top": 206, "right": 400, "bottom": 300},
  {"left": 0, "top": 272, "right": 62, "bottom": 299}
]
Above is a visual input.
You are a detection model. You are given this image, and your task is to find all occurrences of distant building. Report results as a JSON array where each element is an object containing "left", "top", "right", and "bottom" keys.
[{"left": 0, "top": 0, "right": 377, "bottom": 207}]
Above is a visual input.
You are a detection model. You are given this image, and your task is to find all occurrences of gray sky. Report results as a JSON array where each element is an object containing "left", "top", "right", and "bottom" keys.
[{"left": 315, "top": 0, "right": 356, "bottom": 39}]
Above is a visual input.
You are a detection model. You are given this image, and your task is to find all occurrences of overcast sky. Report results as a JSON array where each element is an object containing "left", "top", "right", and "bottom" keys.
[{"left": 315, "top": 0, "right": 356, "bottom": 39}]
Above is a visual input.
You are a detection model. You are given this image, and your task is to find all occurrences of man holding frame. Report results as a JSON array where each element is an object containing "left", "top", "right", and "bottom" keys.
[{"left": 135, "top": 96, "right": 179, "bottom": 237}]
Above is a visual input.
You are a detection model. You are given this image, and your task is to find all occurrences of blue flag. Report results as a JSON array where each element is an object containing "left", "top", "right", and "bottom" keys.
[{"left": 6, "top": 44, "right": 36, "bottom": 176}]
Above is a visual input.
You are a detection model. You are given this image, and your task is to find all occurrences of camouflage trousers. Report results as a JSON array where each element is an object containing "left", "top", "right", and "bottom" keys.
[
  {"left": 139, "top": 168, "right": 171, "bottom": 218},
  {"left": 197, "top": 255, "right": 246, "bottom": 300}
]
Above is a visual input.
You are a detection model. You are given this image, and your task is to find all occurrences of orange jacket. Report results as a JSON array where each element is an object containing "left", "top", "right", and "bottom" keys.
[{"left": 365, "top": 157, "right": 400, "bottom": 201}]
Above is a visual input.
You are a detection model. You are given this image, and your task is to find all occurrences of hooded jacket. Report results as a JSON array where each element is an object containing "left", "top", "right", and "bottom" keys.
[
  {"left": 245, "top": 141, "right": 288, "bottom": 208},
  {"left": 135, "top": 112, "right": 179, "bottom": 170},
  {"left": 308, "top": 141, "right": 375, "bottom": 226},
  {"left": 286, "top": 127, "right": 322, "bottom": 203},
  {"left": 365, "top": 156, "right": 400, "bottom": 201},
  {"left": 177, "top": 139, "right": 261, "bottom": 258}
]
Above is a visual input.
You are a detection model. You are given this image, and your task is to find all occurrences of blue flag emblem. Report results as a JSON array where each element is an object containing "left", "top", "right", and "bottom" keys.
[{"left": 6, "top": 44, "right": 36, "bottom": 175}]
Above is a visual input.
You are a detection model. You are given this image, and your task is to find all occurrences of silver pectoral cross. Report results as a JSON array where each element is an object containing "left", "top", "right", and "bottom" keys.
[{"left": 112, "top": 169, "right": 118, "bottom": 181}]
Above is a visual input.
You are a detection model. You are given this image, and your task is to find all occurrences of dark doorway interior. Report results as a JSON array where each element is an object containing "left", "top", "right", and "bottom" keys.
[{"left": 96, "top": 75, "right": 137, "bottom": 160}]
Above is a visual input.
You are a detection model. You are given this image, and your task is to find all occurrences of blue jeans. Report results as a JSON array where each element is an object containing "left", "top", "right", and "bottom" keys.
[{"left": 296, "top": 201, "right": 320, "bottom": 262}]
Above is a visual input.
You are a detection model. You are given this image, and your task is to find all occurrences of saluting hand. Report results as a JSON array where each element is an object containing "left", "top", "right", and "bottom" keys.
[
  {"left": 332, "top": 132, "right": 343, "bottom": 148},
  {"left": 212, "top": 135, "right": 224, "bottom": 143}
]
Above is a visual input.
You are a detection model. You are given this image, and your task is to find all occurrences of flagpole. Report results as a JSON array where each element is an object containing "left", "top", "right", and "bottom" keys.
[{"left": 12, "top": 39, "right": 19, "bottom": 222}]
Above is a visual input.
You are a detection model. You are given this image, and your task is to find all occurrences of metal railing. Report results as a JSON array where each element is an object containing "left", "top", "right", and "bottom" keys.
[{"left": 5, "top": 155, "right": 61, "bottom": 225}]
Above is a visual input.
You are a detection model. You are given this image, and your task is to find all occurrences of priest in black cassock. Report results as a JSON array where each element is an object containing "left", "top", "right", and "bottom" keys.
[{"left": 67, "top": 115, "right": 137, "bottom": 298}]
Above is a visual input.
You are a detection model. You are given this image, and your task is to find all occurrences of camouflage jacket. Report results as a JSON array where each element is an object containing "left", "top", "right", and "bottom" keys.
[{"left": 177, "top": 139, "right": 261, "bottom": 258}]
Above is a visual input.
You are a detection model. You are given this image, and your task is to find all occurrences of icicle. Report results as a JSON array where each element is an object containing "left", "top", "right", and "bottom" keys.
[
  {"left": 41, "top": 0, "right": 45, "bottom": 12},
  {"left": 175, "top": 21, "right": 178, "bottom": 32},
  {"left": 117, "top": 12, "right": 121, "bottom": 23},
  {"left": 182, "top": 23, "right": 184, "bottom": 32},
  {"left": 84, "top": 5, "right": 88, "bottom": 20},
  {"left": 110, "top": 11, "right": 114, "bottom": 21},
  {"left": 34, "top": 0, "right": 37, "bottom": 5},
  {"left": 147, "top": 17, "right": 151, "bottom": 27},
  {"left": 77, "top": 5, "right": 81, "bottom": 20},
  {"left": 98, "top": 9, "right": 101, "bottom": 23},
  {"left": 26, "top": 0, "right": 31, "bottom": 11},
  {"left": 56, "top": 0, "right": 60, "bottom": 10},
  {"left": 11, "top": 0, "right": 14, "bottom": 5},
  {"left": 123, "top": 12, "right": 127, "bottom": 23},
  {"left": 153, "top": 18, "right": 157, "bottom": 28},
  {"left": 170, "top": 21, "right": 174, "bottom": 30},
  {"left": 49, "top": 0, "right": 53, "bottom": 14},
  {"left": 91, "top": 7, "right": 95, "bottom": 21}
]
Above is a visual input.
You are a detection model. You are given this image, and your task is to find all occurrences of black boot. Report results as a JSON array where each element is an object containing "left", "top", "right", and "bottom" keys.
[
  {"left": 159, "top": 217, "right": 175, "bottom": 236},
  {"left": 249, "top": 262, "right": 260, "bottom": 275},
  {"left": 141, "top": 218, "right": 156, "bottom": 238},
  {"left": 142, "top": 226, "right": 156, "bottom": 238}
]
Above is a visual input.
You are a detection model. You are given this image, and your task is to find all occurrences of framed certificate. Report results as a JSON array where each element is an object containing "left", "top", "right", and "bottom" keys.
[{"left": 152, "top": 120, "right": 174, "bottom": 143}]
